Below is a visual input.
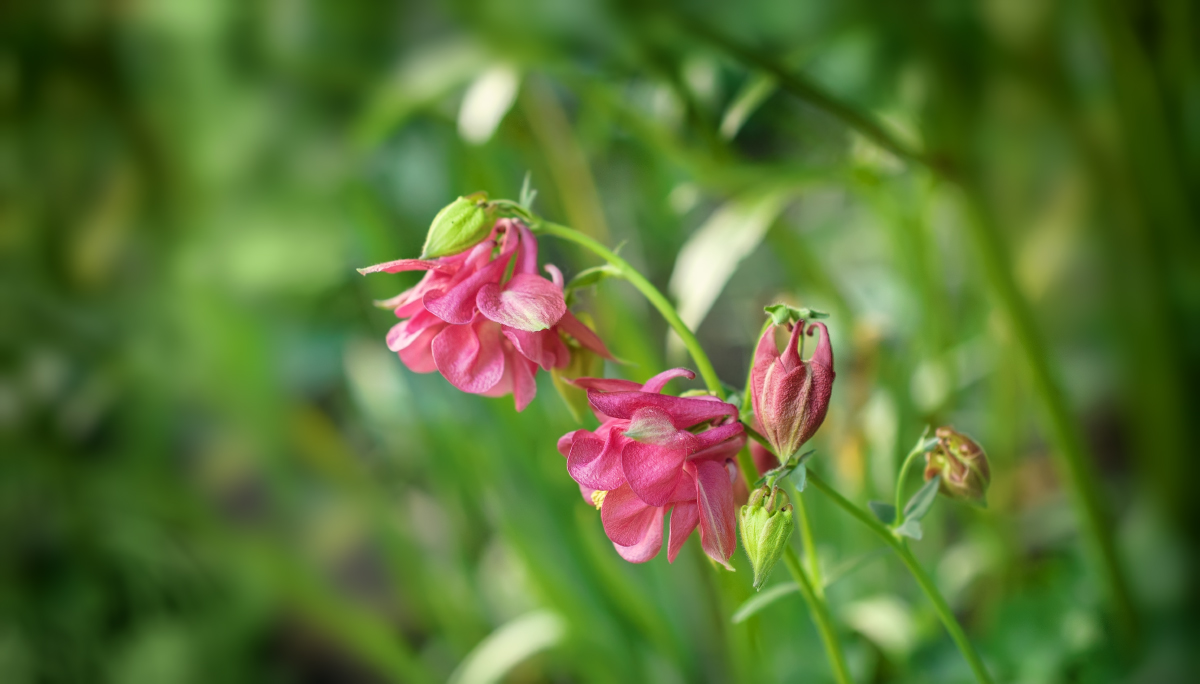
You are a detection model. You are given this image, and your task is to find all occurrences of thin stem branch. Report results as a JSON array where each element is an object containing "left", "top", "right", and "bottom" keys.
[
  {"left": 784, "top": 548, "right": 853, "bottom": 684},
  {"left": 894, "top": 437, "right": 928, "bottom": 521},
  {"left": 792, "top": 486, "right": 824, "bottom": 593},
  {"left": 807, "top": 471, "right": 994, "bottom": 684},
  {"left": 530, "top": 219, "right": 725, "bottom": 399}
]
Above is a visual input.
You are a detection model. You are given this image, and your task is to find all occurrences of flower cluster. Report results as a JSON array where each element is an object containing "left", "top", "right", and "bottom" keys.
[
  {"left": 557, "top": 369, "right": 746, "bottom": 566},
  {"left": 360, "top": 219, "right": 610, "bottom": 411}
]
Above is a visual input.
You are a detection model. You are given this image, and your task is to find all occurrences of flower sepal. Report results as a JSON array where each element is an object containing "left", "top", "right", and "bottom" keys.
[
  {"left": 421, "top": 191, "right": 496, "bottom": 259},
  {"left": 739, "top": 485, "right": 794, "bottom": 590}
]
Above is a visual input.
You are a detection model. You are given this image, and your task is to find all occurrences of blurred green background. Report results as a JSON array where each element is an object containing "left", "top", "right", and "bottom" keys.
[{"left": 3, "top": 0, "right": 1198, "bottom": 682}]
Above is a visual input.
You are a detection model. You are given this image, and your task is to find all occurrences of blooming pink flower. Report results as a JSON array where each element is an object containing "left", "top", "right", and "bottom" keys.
[
  {"left": 359, "top": 219, "right": 610, "bottom": 411},
  {"left": 557, "top": 369, "right": 745, "bottom": 566},
  {"left": 750, "top": 321, "right": 834, "bottom": 459}
]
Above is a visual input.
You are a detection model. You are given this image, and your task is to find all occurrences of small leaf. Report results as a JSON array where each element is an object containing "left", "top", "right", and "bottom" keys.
[
  {"left": 731, "top": 582, "right": 799, "bottom": 623},
  {"left": 789, "top": 463, "right": 807, "bottom": 493},
  {"left": 519, "top": 171, "right": 538, "bottom": 209},
  {"left": 763, "top": 303, "right": 832, "bottom": 327},
  {"left": 895, "top": 519, "right": 923, "bottom": 540},
  {"left": 565, "top": 265, "right": 617, "bottom": 292},
  {"left": 868, "top": 501, "right": 896, "bottom": 525},
  {"left": 902, "top": 475, "right": 940, "bottom": 523}
]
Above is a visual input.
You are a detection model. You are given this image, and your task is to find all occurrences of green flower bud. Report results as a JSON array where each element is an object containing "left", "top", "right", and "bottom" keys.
[
  {"left": 924, "top": 427, "right": 991, "bottom": 506},
  {"left": 738, "top": 486, "right": 794, "bottom": 590},
  {"left": 421, "top": 191, "right": 495, "bottom": 259}
]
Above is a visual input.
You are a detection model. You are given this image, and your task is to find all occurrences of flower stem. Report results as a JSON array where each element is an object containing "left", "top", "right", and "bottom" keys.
[
  {"left": 792, "top": 486, "right": 824, "bottom": 592},
  {"left": 893, "top": 436, "right": 928, "bottom": 522},
  {"left": 805, "top": 470, "right": 995, "bottom": 684},
  {"left": 784, "top": 547, "right": 854, "bottom": 684},
  {"left": 530, "top": 219, "right": 725, "bottom": 399}
]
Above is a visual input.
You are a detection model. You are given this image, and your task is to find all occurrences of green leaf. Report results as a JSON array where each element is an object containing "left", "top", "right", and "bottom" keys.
[
  {"left": 789, "top": 462, "right": 807, "bottom": 492},
  {"left": 763, "top": 303, "right": 831, "bottom": 327},
  {"left": 565, "top": 265, "right": 617, "bottom": 292},
  {"left": 902, "top": 475, "right": 940, "bottom": 523},
  {"left": 868, "top": 501, "right": 896, "bottom": 525},
  {"left": 519, "top": 171, "right": 538, "bottom": 209},
  {"left": 895, "top": 519, "right": 923, "bottom": 540},
  {"left": 731, "top": 582, "right": 799, "bottom": 623}
]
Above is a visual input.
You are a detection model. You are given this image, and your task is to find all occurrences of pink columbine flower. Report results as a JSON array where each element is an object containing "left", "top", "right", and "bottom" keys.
[
  {"left": 557, "top": 369, "right": 746, "bottom": 567},
  {"left": 359, "top": 219, "right": 610, "bottom": 411},
  {"left": 750, "top": 321, "right": 834, "bottom": 459}
]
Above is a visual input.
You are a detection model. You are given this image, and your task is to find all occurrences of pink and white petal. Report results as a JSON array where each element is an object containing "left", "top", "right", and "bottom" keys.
[
  {"left": 544, "top": 264, "right": 564, "bottom": 289},
  {"left": 751, "top": 326, "right": 781, "bottom": 417},
  {"left": 694, "top": 460, "right": 737, "bottom": 570},
  {"left": 557, "top": 311, "right": 614, "bottom": 359},
  {"left": 587, "top": 391, "right": 738, "bottom": 429},
  {"left": 502, "top": 327, "right": 568, "bottom": 371},
  {"left": 423, "top": 254, "right": 512, "bottom": 325},
  {"left": 431, "top": 320, "right": 505, "bottom": 394},
  {"left": 622, "top": 440, "right": 691, "bottom": 507},
  {"left": 613, "top": 506, "right": 664, "bottom": 563},
  {"left": 397, "top": 322, "right": 444, "bottom": 373},
  {"left": 357, "top": 258, "right": 454, "bottom": 275},
  {"left": 600, "top": 483, "right": 660, "bottom": 547},
  {"left": 386, "top": 310, "right": 441, "bottom": 352},
  {"left": 477, "top": 274, "right": 567, "bottom": 331},
  {"left": 511, "top": 354, "right": 538, "bottom": 412},
  {"left": 641, "top": 368, "right": 697, "bottom": 394},
  {"left": 567, "top": 431, "right": 628, "bottom": 491},
  {"left": 667, "top": 501, "right": 699, "bottom": 563}
]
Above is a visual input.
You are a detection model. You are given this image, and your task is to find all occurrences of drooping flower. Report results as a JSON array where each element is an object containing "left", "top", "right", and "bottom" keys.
[
  {"left": 557, "top": 369, "right": 746, "bottom": 566},
  {"left": 924, "top": 427, "right": 991, "bottom": 505},
  {"left": 359, "top": 219, "right": 610, "bottom": 411},
  {"left": 750, "top": 321, "right": 835, "bottom": 459}
]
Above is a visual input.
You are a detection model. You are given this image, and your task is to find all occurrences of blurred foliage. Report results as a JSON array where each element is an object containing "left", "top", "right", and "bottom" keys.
[{"left": 2, "top": 0, "right": 1198, "bottom": 682}]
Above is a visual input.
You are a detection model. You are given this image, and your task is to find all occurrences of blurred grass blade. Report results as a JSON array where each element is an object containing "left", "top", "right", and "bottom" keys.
[
  {"left": 448, "top": 611, "right": 567, "bottom": 684},
  {"left": 731, "top": 582, "right": 799, "bottom": 624},
  {"left": 720, "top": 73, "right": 777, "bottom": 140},
  {"left": 458, "top": 65, "right": 520, "bottom": 145}
]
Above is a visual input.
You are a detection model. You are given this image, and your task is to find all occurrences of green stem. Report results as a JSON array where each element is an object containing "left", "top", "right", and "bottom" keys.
[
  {"left": 792, "top": 486, "right": 824, "bottom": 593},
  {"left": 893, "top": 435, "right": 928, "bottom": 521},
  {"left": 806, "top": 471, "right": 994, "bottom": 684},
  {"left": 530, "top": 219, "right": 725, "bottom": 399},
  {"left": 784, "top": 548, "right": 854, "bottom": 684}
]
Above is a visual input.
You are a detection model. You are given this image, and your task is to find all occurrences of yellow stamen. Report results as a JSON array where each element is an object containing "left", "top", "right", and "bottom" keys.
[{"left": 591, "top": 490, "right": 608, "bottom": 509}]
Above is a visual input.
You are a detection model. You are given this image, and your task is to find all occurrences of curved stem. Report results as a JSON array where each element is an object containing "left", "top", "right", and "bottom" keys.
[
  {"left": 806, "top": 471, "right": 994, "bottom": 684},
  {"left": 530, "top": 219, "right": 725, "bottom": 399},
  {"left": 893, "top": 438, "right": 928, "bottom": 522},
  {"left": 784, "top": 548, "right": 853, "bottom": 684},
  {"left": 792, "top": 486, "right": 824, "bottom": 593}
]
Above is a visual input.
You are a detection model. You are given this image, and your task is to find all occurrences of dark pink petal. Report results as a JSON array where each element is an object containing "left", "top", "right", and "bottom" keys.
[
  {"left": 667, "top": 501, "right": 699, "bottom": 563},
  {"left": 557, "top": 311, "right": 614, "bottom": 360},
  {"left": 357, "top": 258, "right": 454, "bottom": 275},
  {"left": 513, "top": 221, "right": 539, "bottom": 274},
  {"left": 690, "top": 422, "right": 746, "bottom": 451},
  {"left": 510, "top": 353, "right": 538, "bottom": 412},
  {"left": 807, "top": 322, "right": 833, "bottom": 372},
  {"left": 694, "top": 460, "right": 737, "bottom": 570},
  {"left": 567, "top": 431, "right": 627, "bottom": 491},
  {"left": 431, "top": 319, "right": 505, "bottom": 394},
  {"left": 613, "top": 506, "right": 664, "bottom": 563},
  {"left": 544, "top": 264, "right": 564, "bottom": 289},
  {"left": 641, "top": 368, "right": 696, "bottom": 394},
  {"left": 397, "top": 322, "right": 444, "bottom": 373},
  {"left": 571, "top": 377, "right": 643, "bottom": 392},
  {"left": 781, "top": 322, "right": 804, "bottom": 372},
  {"left": 622, "top": 437, "right": 695, "bottom": 507},
  {"left": 477, "top": 274, "right": 567, "bottom": 331},
  {"left": 601, "top": 483, "right": 660, "bottom": 547},
  {"left": 423, "top": 254, "right": 512, "bottom": 325},
  {"left": 558, "top": 431, "right": 581, "bottom": 459},
  {"left": 502, "top": 327, "right": 570, "bottom": 370},
  {"left": 688, "top": 433, "right": 747, "bottom": 465},
  {"left": 588, "top": 391, "right": 737, "bottom": 429},
  {"left": 751, "top": 326, "right": 781, "bottom": 420}
]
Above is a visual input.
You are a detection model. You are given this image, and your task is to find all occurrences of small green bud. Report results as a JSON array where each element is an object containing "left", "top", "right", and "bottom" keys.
[
  {"left": 924, "top": 427, "right": 991, "bottom": 506},
  {"left": 421, "top": 192, "right": 495, "bottom": 259},
  {"left": 738, "top": 486, "right": 794, "bottom": 590}
]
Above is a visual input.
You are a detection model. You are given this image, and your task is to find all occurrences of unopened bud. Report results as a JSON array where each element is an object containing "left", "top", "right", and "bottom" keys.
[
  {"left": 924, "top": 427, "right": 991, "bottom": 505},
  {"left": 421, "top": 192, "right": 495, "bottom": 258},
  {"left": 738, "top": 486, "right": 794, "bottom": 590}
]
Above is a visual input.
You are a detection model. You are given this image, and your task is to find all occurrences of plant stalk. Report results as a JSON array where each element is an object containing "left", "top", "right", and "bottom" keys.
[{"left": 784, "top": 548, "right": 853, "bottom": 684}]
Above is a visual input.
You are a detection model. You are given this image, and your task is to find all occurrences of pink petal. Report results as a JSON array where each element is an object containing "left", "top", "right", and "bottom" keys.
[
  {"left": 751, "top": 326, "right": 781, "bottom": 420},
  {"left": 694, "top": 460, "right": 737, "bottom": 570},
  {"left": 622, "top": 406, "right": 680, "bottom": 444},
  {"left": 513, "top": 221, "right": 540, "bottom": 275},
  {"left": 688, "top": 432, "right": 747, "bottom": 464},
  {"left": 622, "top": 437, "right": 695, "bottom": 507},
  {"left": 557, "top": 311, "right": 614, "bottom": 360},
  {"left": 601, "top": 483, "right": 661, "bottom": 547},
  {"left": 502, "top": 327, "right": 570, "bottom": 370},
  {"left": 690, "top": 422, "right": 746, "bottom": 452},
  {"left": 544, "top": 264, "right": 564, "bottom": 289},
  {"left": 751, "top": 440, "right": 780, "bottom": 475},
  {"left": 511, "top": 353, "right": 538, "bottom": 412},
  {"left": 807, "top": 322, "right": 834, "bottom": 372},
  {"left": 571, "top": 377, "right": 643, "bottom": 392},
  {"left": 567, "top": 430, "right": 628, "bottom": 491},
  {"left": 423, "top": 253, "right": 512, "bottom": 325},
  {"left": 356, "top": 258, "right": 454, "bottom": 275},
  {"left": 431, "top": 319, "right": 505, "bottom": 394},
  {"left": 386, "top": 310, "right": 441, "bottom": 352},
  {"left": 667, "top": 501, "right": 699, "bottom": 563},
  {"left": 477, "top": 274, "right": 567, "bottom": 332},
  {"left": 558, "top": 431, "right": 580, "bottom": 459},
  {"left": 397, "top": 322, "right": 444, "bottom": 373},
  {"left": 578, "top": 483, "right": 599, "bottom": 506},
  {"left": 781, "top": 322, "right": 804, "bottom": 372},
  {"left": 641, "top": 368, "right": 696, "bottom": 394},
  {"left": 588, "top": 391, "right": 738, "bottom": 429},
  {"left": 613, "top": 505, "right": 664, "bottom": 563}
]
